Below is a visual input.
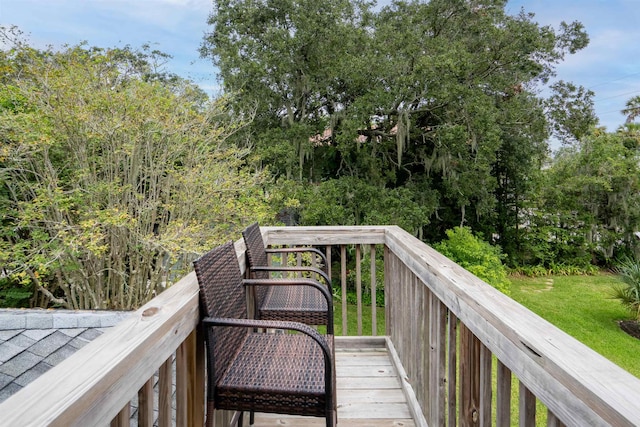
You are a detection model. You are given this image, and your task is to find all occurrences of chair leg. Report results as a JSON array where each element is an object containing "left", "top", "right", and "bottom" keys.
[
  {"left": 249, "top": 410, "right": 255, "bottom": 425},
  {"left": 206, "top": 402, "right": 215, "bottom": 427}
]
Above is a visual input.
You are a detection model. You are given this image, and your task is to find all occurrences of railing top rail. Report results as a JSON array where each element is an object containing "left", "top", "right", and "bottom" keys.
[{"left": 262, "top": 225, "right": 387, "bottom": 246}]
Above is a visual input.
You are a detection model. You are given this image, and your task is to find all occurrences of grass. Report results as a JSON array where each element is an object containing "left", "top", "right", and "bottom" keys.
[
  {"left": 509, "top": 273, "right": 640, "bottom": 378},
  {"left": 333, "top": 301, "right": 385, "bottom": 336}
]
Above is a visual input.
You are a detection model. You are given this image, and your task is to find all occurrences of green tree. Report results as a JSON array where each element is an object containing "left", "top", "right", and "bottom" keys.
[
  {"left": 201, "top": 0, "right": 373, "bottom": 181},
  {"left": 622, "top": 95, "right": 640, "bottom": 124},
  {"left": 534, "top": 129, "right": 640, "bottom": 266},
  {"left": 0, "top": 38, "right": 274, "bottom": 309},
  {"left": 546, "top": 80, "right": 598, "bottom": 145},
  {"left": 202, "top": 0, "right": 589, "bottom": 256}
]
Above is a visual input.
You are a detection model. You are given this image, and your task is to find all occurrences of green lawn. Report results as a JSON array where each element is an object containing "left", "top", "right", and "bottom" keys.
[
  {"left": 509, "top": 273, "right": 640, "bottom": 378},
  {"left": 333, "top": 302, "right": 385, "bottom": 336}
]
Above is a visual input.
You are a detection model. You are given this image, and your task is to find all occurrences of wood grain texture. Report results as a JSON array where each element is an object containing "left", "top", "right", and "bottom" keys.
[{"left": 137, "top": 378, "right": 154, "bottom": 427}]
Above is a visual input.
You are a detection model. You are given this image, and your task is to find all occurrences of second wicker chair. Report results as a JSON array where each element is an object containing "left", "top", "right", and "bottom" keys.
[{"left": 242, "top": 222, "right": 333, "bottom": 331}]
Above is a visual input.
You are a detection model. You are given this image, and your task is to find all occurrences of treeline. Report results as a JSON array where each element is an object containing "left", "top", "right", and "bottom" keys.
[{"left": 1, "top": 0, "right": 639, "bottom": 309}]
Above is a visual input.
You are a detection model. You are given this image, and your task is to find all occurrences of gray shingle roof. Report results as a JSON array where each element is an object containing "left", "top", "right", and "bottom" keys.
[{"left": 0, "top": 309, "right": 132, "bottom": 403}]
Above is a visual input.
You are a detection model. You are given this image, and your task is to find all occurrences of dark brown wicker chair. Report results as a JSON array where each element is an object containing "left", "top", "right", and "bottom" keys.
[
  {"left": 242, "top": 222, "right": 333, "bottom": 330},
  {"left": 194, "top": 241, "right": 336, "bottom": 427}
]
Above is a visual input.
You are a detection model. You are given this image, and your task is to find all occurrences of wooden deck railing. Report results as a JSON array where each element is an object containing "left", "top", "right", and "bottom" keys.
[{"left": 1, "top": 225, "right": 640, "bottom": 427}]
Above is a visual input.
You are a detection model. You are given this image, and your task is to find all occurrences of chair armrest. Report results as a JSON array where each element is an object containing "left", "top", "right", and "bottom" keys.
[
  {"left": 265, "top": 247, "right": 328, "bottom": 267},
  {"left": 250, "top": 265, "right": 331, "bottom": 287},
  {"left": 201, "top": 317, "right": 334, "bottom": 364},
  {"left": 243, "top": 278, "right": 334, "bottom": 334}
]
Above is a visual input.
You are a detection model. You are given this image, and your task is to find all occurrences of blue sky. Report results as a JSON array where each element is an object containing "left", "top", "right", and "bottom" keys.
[{"left": 1, "top": 0, "right": 639, "bottom": 135}]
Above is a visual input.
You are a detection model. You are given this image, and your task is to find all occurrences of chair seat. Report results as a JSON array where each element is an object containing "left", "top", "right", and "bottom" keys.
[
  {"left": 260, "top": 285, "right": 329, "bottom": 324},
  {"left": 217, "top": 333, "right": 332, "bottom": 417}
]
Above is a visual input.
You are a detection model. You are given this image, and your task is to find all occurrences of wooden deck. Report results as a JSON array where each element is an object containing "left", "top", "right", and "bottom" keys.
[{"left": 250, "top": 336, "right": 419, "bottom": 427}]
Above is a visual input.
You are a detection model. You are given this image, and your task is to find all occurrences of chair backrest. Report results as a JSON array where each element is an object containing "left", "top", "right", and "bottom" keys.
[
  {"left": 242, "top": 223, "right": 271, "bottom": 311},
  {"left": 242, "top": 222, "right": 270, "bottom": 277},
  {"left": 193, "top": 241, "right": 248, "bottom": 385}
]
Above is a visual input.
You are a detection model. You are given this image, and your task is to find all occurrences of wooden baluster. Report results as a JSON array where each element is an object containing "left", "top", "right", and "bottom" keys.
[
  {"left": 460, "top": 323, "right": 480, "bottom": 427},
  {"left": 356, "top": 244, "right": 362, "bottom": 336},
  {"left": 496, "top": 360, "right": 512, "bottom": 427},
  {"left": 138, "top": 378, "right": 154, "bottom": 427},
  {"left": 110, "top": 403, "right": 130, "bottom": 427},
  {"left": 341, "top": 245, "right": 348, "bottom": 336},
  {"left": 370, "top": 245, "right": 377, "bottom": 336},
  {"left": 519, "top": 382, "right": 536, "bottom": 427},
  {"left": 448, "top": 312, "right": 458, "bottom": 427},
  {"left": 547, "top": 410, "right": 566, "bottom": 427},
  {"left": 429, "top": 294, "right": 446, "bottom": 426},
  {"left": 176, "top": 338, "right": 189, "bottom": 427},
  {"left": 479, "top": 343, "right": 492, "bottom": 427},
  {"left": 158, "top": 357, "right": 173, "bottom": 427}
]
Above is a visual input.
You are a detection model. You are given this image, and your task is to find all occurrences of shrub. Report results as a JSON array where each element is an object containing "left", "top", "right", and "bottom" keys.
[
  {"left": 613, "top": 256, "right": 640, "bottom": 322},
  {"left": 434, "top": 226, "right": 510, "bottom": 294}
]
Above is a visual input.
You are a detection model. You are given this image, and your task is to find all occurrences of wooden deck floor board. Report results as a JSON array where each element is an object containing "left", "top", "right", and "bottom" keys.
[{"left": 249, "top": 338, "right": 417, "bottom": 427}]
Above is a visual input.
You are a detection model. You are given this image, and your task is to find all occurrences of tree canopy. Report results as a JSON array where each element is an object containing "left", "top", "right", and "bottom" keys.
[{"left": 201, "top": 0, "right": 592, "bottom": 251}]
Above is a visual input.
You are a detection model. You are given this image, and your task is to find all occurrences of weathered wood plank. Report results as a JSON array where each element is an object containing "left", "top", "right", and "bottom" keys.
[
  {"left": 519, "top": 382, "right": 536, "bottom": 427},
  {"left": 337, "top": 389, "right": 407, "bottom": 404},
  {"left": 252, "top": 416, "right": 415, "bottom": 426},
  {"left": 448, "top": 311, "right": 458, "bottom": 427},
  {"left": 428, "top": 294, "right": 446, "bottom": 427},
  {"left": 137, "top": 378, "right": 154, "bottom": 427},
  {"left": 547, "top": 410, "right": 566, "bottom": 427},
  {"left": 356, "top": 244, "right": 363, "bottom": 336},
  {"left": 341, "top": 244, "right": 348, "bottom": 336},
  {"left": 176, "top": 338, "right": 188, "bottom": 427},
  {"left": 110, "top": 404, "right": 129, "bottom": 427},
  {"left": 340, "top": 403, "right": 412, "bottom": 419},
  {"left": 337, "top": 366, "right": 397, "bottom": 377},
  {"left": 335, "top": 335, "right": 387, "bottom": 349},
  {"left": 386, "top": 337, "right": 429, "bottom": 427},
  {"left": 337, "top": 377, "right": 402, "bottom": 389},
  {"left": 158, "top": 357, "right": 173, "bottom": 427},
  {"left": 371, "top": 245, "right": 377, "bottom": 336},
  {"left": 479, "top": 343, "right": 492, "bottom": 427},
  {"left": 337, "top": 355, "right": 392, "bottom": 366},
  {"left": 496, "top": 360, "right": 512, "bottom": 427},
  {"left": 459, "top": 323, "right": 480, "bottom": 427},
  {"left": 262, "top": 226, "right": 387, "bottom": 246}
]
